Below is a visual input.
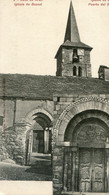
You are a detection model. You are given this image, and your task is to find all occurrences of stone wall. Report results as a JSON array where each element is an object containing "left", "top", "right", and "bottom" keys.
[
  {"left": 0, "top": 99, "right": 15, "bottom": 128},
  {"left": 15, "top": 100, "right": 54, "bottom": 123},
  {"left": 0, "top": 123, "right": 29, "bottom": 165},
  {"left": 53, "top": 146, "right": 64, "bottom": 194},
  {"left": 0, "top": 127, "right": 9, "bottom": 161},
  {"left": 0, "top": 98, "right": 54, "bottom": 128},
  {"left": 56, "top": 51, "right": 62, "bottom": 76},
  {"left": 5, "top": 124, "right": 28, "bottom": 164}
]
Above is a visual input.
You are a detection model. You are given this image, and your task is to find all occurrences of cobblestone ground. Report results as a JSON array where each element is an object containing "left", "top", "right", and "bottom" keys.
[{"left": 0, "top": 154, "right": 52, "bottom": 181}]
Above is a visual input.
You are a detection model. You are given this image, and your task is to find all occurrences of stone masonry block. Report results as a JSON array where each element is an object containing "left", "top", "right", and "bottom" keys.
[
  {"left": 58, "top": 134, "right": 64, "bottom": 142},
  {"left": 66, "top": 97, "right": 74, "bottom": 102},
  {"left": 60, "top": 97, "right": 67, "bottom": 102},
  {"left": 53, "top": 96, "right": 58, "bottom": 102},
  {"left": 56, "top": 105, "right": 61, "bottom": 111},
  {"left": 54, "top": 111, "right": 58, "bottom": 115}
]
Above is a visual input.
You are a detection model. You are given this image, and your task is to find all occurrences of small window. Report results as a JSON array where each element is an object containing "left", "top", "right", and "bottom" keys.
[
  {"left": 57, "top": 97, "right": 60, "bottom": 102},
  {"left": 78, "top": 66, "right": 82, "bottom": 77},
  {"left": 73, "top": 66, "right": 77, "bottom": 76}
]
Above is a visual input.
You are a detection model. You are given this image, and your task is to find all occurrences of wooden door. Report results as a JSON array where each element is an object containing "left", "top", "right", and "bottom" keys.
[
  {"left": 32, "top": 131, "right": 39, "bottom": 152},
  {"left": 32, "top": 130, "right": 44, "bottom": 153},
  {"left": 79, "top": 149, "right": 92, "bottom": 192},
  {"left": 92, "top": 148, "right": 105, "bottom": 192},
  {"left": 79, "top": 148, "right": 105, "bottom": 192}
]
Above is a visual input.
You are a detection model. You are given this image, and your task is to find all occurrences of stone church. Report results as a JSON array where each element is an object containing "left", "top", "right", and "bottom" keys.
[{"left": 0, "top": 1, "right": 109, "bottom": 195}]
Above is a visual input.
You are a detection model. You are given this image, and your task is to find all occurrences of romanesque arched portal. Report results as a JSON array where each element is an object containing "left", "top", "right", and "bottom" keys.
[
  {"left": 53, "top": 97, "right": 109, "bottom": 193},
  {"left": 63, "top": 111, "right": 109, "bottom": 192}
]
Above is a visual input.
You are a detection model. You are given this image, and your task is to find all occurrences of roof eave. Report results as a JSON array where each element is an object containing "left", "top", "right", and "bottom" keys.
[{"left": 55, "top": 43, "right": 93, "bottom": 58}]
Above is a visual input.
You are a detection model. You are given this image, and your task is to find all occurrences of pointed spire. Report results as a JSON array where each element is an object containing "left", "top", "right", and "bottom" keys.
[{"left": 64, "top": 1, "right": 80, "bottom": 43}]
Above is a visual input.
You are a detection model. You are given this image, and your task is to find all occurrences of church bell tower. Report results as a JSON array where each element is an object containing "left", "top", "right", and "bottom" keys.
[{"left": 55, "top": 1, "right": 93, "bottom": 77}]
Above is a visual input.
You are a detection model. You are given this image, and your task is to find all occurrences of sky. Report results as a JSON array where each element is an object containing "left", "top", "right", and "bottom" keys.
[{"left": 0, "top": 0, "right": 109, "bottom": 78}]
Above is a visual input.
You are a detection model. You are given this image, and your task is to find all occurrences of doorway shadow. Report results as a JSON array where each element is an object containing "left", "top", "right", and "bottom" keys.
[{"left": 25, "top": 154, "right": 52, "bottom": 180}]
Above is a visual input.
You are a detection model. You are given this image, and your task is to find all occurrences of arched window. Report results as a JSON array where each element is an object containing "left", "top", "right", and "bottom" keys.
[
  {"left": 73, "top": 66, "right": 77, "bottom": 76},
  {"left": 78, "top": 66, "right": 82, "bottom": 77}
]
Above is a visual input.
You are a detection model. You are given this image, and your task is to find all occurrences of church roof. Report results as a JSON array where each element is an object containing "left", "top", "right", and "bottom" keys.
[
  {"left": 0, "top": 74, "right": 109, "bottom": 100},
  {"left": 62, "top": 40, "right": 92, "bottom": 49},
  {"left": 55, "top": 40, "right": 92, "bottom": 58},
  {"left": 64, "top": 1, "right": 80, "bottom": 42}
]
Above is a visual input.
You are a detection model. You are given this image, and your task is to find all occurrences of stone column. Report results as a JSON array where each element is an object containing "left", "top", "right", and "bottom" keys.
[
  {"left": 44, "top": 127, "right": 49, "bottom": 153},
  {"left": 26, "top": 129, "right": 33, "bottom": 165},
  {"left": 105, "top": 139, "right": 109, "bottom": 192},
  {"left": 14, "top": 122, "right": 31, "bottom": 165},
  {"left": 71, "top": 146, "right": 78, "bottom": 192},
  {"left": 53, "top": 145, "right": 64, "bottom": 194}
]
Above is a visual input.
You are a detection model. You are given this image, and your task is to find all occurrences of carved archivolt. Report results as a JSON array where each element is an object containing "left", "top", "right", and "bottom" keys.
[{"left": 53, "top": 97, "right": 109, "bottom": 141}]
